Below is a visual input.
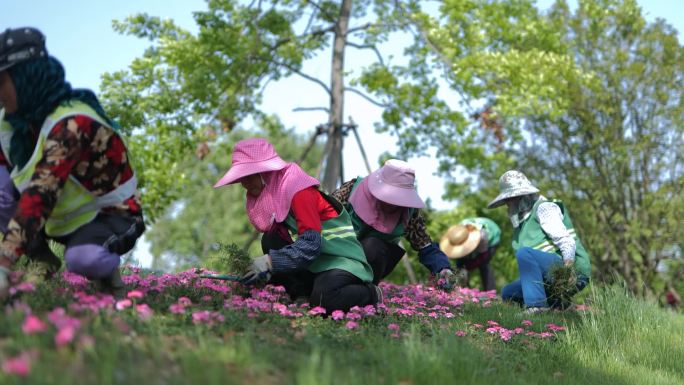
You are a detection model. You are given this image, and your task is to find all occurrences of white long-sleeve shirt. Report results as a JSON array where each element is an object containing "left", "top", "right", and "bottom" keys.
[{"left": 536, "top": 202, "right": 576, "bottom": 263}]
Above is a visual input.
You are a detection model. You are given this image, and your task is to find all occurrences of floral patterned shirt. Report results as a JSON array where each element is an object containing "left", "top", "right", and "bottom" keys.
[
  {"left": 331, "top": 178, "right": 432, "bottom": 251},
  {"left": 0, "top": 115, "right": 142, "bottom": 261}
]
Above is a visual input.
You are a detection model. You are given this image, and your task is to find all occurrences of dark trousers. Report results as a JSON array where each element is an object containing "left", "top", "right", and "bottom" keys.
[
  {"left": 456, "top": 247, "right": 497, "bottom": 291},
  {"left": 261, "top": 230, "right": 378, "bottom": 312},
  {"left": 360, "top": 237, "right": 405, "bottom": 284}
]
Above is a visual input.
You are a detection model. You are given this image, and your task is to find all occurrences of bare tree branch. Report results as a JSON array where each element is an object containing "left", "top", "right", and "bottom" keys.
[
  {"left": 265, "top": 59, "right": 332, "bottom": 95},
  {"left": 344, "top": 87, "right": 389, "bottom": 108},
  {"left": 346, "top": 23, "right": 372, "bottom": 35},
  {"left": 271, "top": 25, "right": 335, "bottom": 51},
  {"left": 346, "top": 41, "right": 385, "bottom": 66},
  {"left": 293, "top": 106, "right": 331, "bottom": 113},
  {"left": 304, "top": 0, "right": 337, "bottom": 22}
]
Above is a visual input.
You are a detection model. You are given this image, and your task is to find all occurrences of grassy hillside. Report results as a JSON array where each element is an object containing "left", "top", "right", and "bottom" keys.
[{"left": 1, "top": 266, "right": 682, "bottom": 385}]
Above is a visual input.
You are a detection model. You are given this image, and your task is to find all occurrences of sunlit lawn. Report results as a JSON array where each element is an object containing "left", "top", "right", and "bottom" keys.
[{"left": 1, "top": 266, "right": 683, "bottom": 385}]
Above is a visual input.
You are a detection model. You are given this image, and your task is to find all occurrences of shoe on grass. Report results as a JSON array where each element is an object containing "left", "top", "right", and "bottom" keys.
[
  {"left": 522, "top": 306, "right": 551, "bottom": 315},
  {"left": 95, "top": 268, "right": 126, "bottom": 299}
]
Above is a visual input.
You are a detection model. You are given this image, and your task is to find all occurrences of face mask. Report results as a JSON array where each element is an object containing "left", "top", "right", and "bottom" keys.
[
  {"left": 509, "top": 211, "right": 532, "bottom": 228},
  {"left": 507, "top": 194, "right": 538, "bottom": 227}
]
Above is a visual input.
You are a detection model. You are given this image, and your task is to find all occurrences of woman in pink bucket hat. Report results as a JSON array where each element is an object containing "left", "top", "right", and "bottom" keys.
[
  {"left": 214, "top": 138, "right": 380, "bottom": 312},
  {"left": 331, "top": 159, "right": 454, "bottom": 288}
]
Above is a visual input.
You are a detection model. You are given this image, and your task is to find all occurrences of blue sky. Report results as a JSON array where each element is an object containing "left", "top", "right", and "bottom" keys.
[{"left": 2, "top": 0, "right": 682, "bottom": 267}]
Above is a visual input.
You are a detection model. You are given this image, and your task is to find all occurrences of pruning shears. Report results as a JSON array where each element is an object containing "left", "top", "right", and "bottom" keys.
[{"left": 198, "top": 274, "right": 242, "bottom": 282}]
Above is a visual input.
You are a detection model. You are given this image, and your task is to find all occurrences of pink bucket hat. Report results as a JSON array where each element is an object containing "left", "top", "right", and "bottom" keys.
[
  {"left": 213, "top": 138, "right": 288, "bottom": 188},
  {"left": 368, "top": 159, "right": 425, "bottom": 208}
]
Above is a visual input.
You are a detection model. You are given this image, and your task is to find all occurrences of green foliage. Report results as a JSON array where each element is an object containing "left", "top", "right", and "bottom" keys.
[
  {"left": 546, "top": 263, "right": 579, "bottom": 308},
  {"left": 100, "top": 0, "right": 346, "bottom": 221},
  {"left": 206, "top": 243, "right": 252, "bottom": 276},
  {"left": 364, "top": 0, "right": 684, "bottom": 295}
]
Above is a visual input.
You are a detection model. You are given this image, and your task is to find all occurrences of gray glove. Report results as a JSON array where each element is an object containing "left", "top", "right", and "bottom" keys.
[
  {"left": 0, "top": 265, "right": 10, "bottom": 300},
  {"left": 240, "top": 255, "right": 273, "bottom": 286}
]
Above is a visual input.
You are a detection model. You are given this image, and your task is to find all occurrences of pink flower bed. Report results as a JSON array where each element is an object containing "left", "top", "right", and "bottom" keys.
[{"left": 1, "top": 267, "right": 571, "bottom": 376}]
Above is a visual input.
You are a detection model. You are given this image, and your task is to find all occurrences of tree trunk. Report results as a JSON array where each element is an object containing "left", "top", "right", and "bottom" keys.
[{"left": 321, "top": 0, "right": 352, "bottom": 193}]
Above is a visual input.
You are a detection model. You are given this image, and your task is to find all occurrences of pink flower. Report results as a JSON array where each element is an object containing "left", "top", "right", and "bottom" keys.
[
  {"left": 362, "top": 305, "right": 376, "bottom": 316},
  {"left": 330, "top": 310, "right": 345, "bottom": 321},
  {"left": 345, "top": 321, "right": 358, "bottom": 330},
  {"left": 169, "top": 303, "right": 186, "bottom": 314},
  {"left": 521, "top": 320, "right": 533, "bottom": 326},
  {"left": 136, "top": 304, "right": 153, "bottom": 321},
  {"left": 455, "top": 330, "right": 466, "bottom": 337},
  {"left": 388, "top": 323, "right": 400, "bottom": 331},
  {"left": 61, "top": 271, "right": 90, "bottom": 287},
  {"left": 126, "top": 290, "right": 144, "bottom": 299},
  {"left": 486, "top": 320, "right": 500, "bottom": 327},
  {"left": 545, "top": 323, "right": 566, "bottom": 332},
  {"left": 9, "top": 282, "right": 35, "bottom": 295},
  {"left": 346, "top": 312, "right": 362, "bottom": 320},
  {"left": 47, "top": 307, "right": 66, "bottom": 324},
  {"left": 2, "top": 353, "right": 30, "bottom": 376},
  {"left": 115, "top": 299, "right": 132, "bottom": 311},
  {"left": 307, "top": 306, "right": 327, "bottom": 316},
  {"left": 21, "top": 315, "right": 47, "bottom": 335},
  {"left": 178, "top": 297, "right": 192, "bottom": 306},
  {"left": 55, "top": 325, "right": 76, "bottom": 347}
]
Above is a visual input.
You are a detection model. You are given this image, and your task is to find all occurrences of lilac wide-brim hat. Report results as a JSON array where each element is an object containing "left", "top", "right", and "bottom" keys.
[
  {"left": 367, "top": 159, "right": 425, "bottom": 209},
  {"left": 213, "top": 138, "right": 288, "bottom": 188},
  {"left": 487, "top": 170, "right": 540, "bottom": 208}
]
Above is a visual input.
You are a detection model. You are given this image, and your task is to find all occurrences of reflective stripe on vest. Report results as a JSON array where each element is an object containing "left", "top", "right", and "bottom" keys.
[
  {"left": 288, "top": 224, "right": 357, "bottom": 242},
  {"left": 532, "top": 228, "right": 577, "bottom": 253},
  {"left": 0, "top": 102, "right": 136, "bottom": 237}
]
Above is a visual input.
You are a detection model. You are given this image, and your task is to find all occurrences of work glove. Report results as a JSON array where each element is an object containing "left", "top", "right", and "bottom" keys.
[
  {"left": 436, "top": 268, "right": 456, "bottom": 291},
  {"left": 240, "top": 255, "right": 272, "bottom": 286},
  {"left": 0, "top": 265, "right": 10, "bottom": 301}
]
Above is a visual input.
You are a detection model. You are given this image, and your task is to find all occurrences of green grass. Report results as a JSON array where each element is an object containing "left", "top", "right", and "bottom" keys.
[{"left": 1, "top": 275, "right": 683, "bottom": 385}]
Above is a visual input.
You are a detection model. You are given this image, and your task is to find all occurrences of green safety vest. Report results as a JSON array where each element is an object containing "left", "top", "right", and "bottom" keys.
[
  {"left": 346, "top": 177, "right": 413, "bottom": 244},
  {"left": 283, "top": 191, "right": 374, "bottom": 282},
  {"left": 459, "top": 217, "right": 501, "bottom": 248},
  {"left": 0, "top": 101, "right": 137, "bottom": 237},
  {"left": 512, "top": 199, "right": 591, "bottom": 277}
]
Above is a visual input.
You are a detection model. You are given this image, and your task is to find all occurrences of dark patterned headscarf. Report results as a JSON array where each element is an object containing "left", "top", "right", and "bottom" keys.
[{"left": 4, "top": 56, "right": 116, "bottom": 168}]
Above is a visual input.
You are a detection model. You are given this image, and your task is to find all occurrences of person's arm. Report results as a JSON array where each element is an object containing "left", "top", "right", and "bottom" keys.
[
  {"left": 406, "top": 210, "right": 452, "bottom": 274},
  {"left": 330, "top": 178, "right": 356, "bottom": 206},
  {"left": 0, "top": 117, "right": 83, "bottom": 263},
  {"left": 537, "top": 202, "right": 576, "bottom": 264},
  {"left": 267, "top": 188, "right": 324, "bottom": 273}
]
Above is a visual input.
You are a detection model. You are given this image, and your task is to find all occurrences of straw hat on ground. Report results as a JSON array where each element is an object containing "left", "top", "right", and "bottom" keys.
[{"left": 439, "top": 224, "right": 482, "bottom": 259}]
